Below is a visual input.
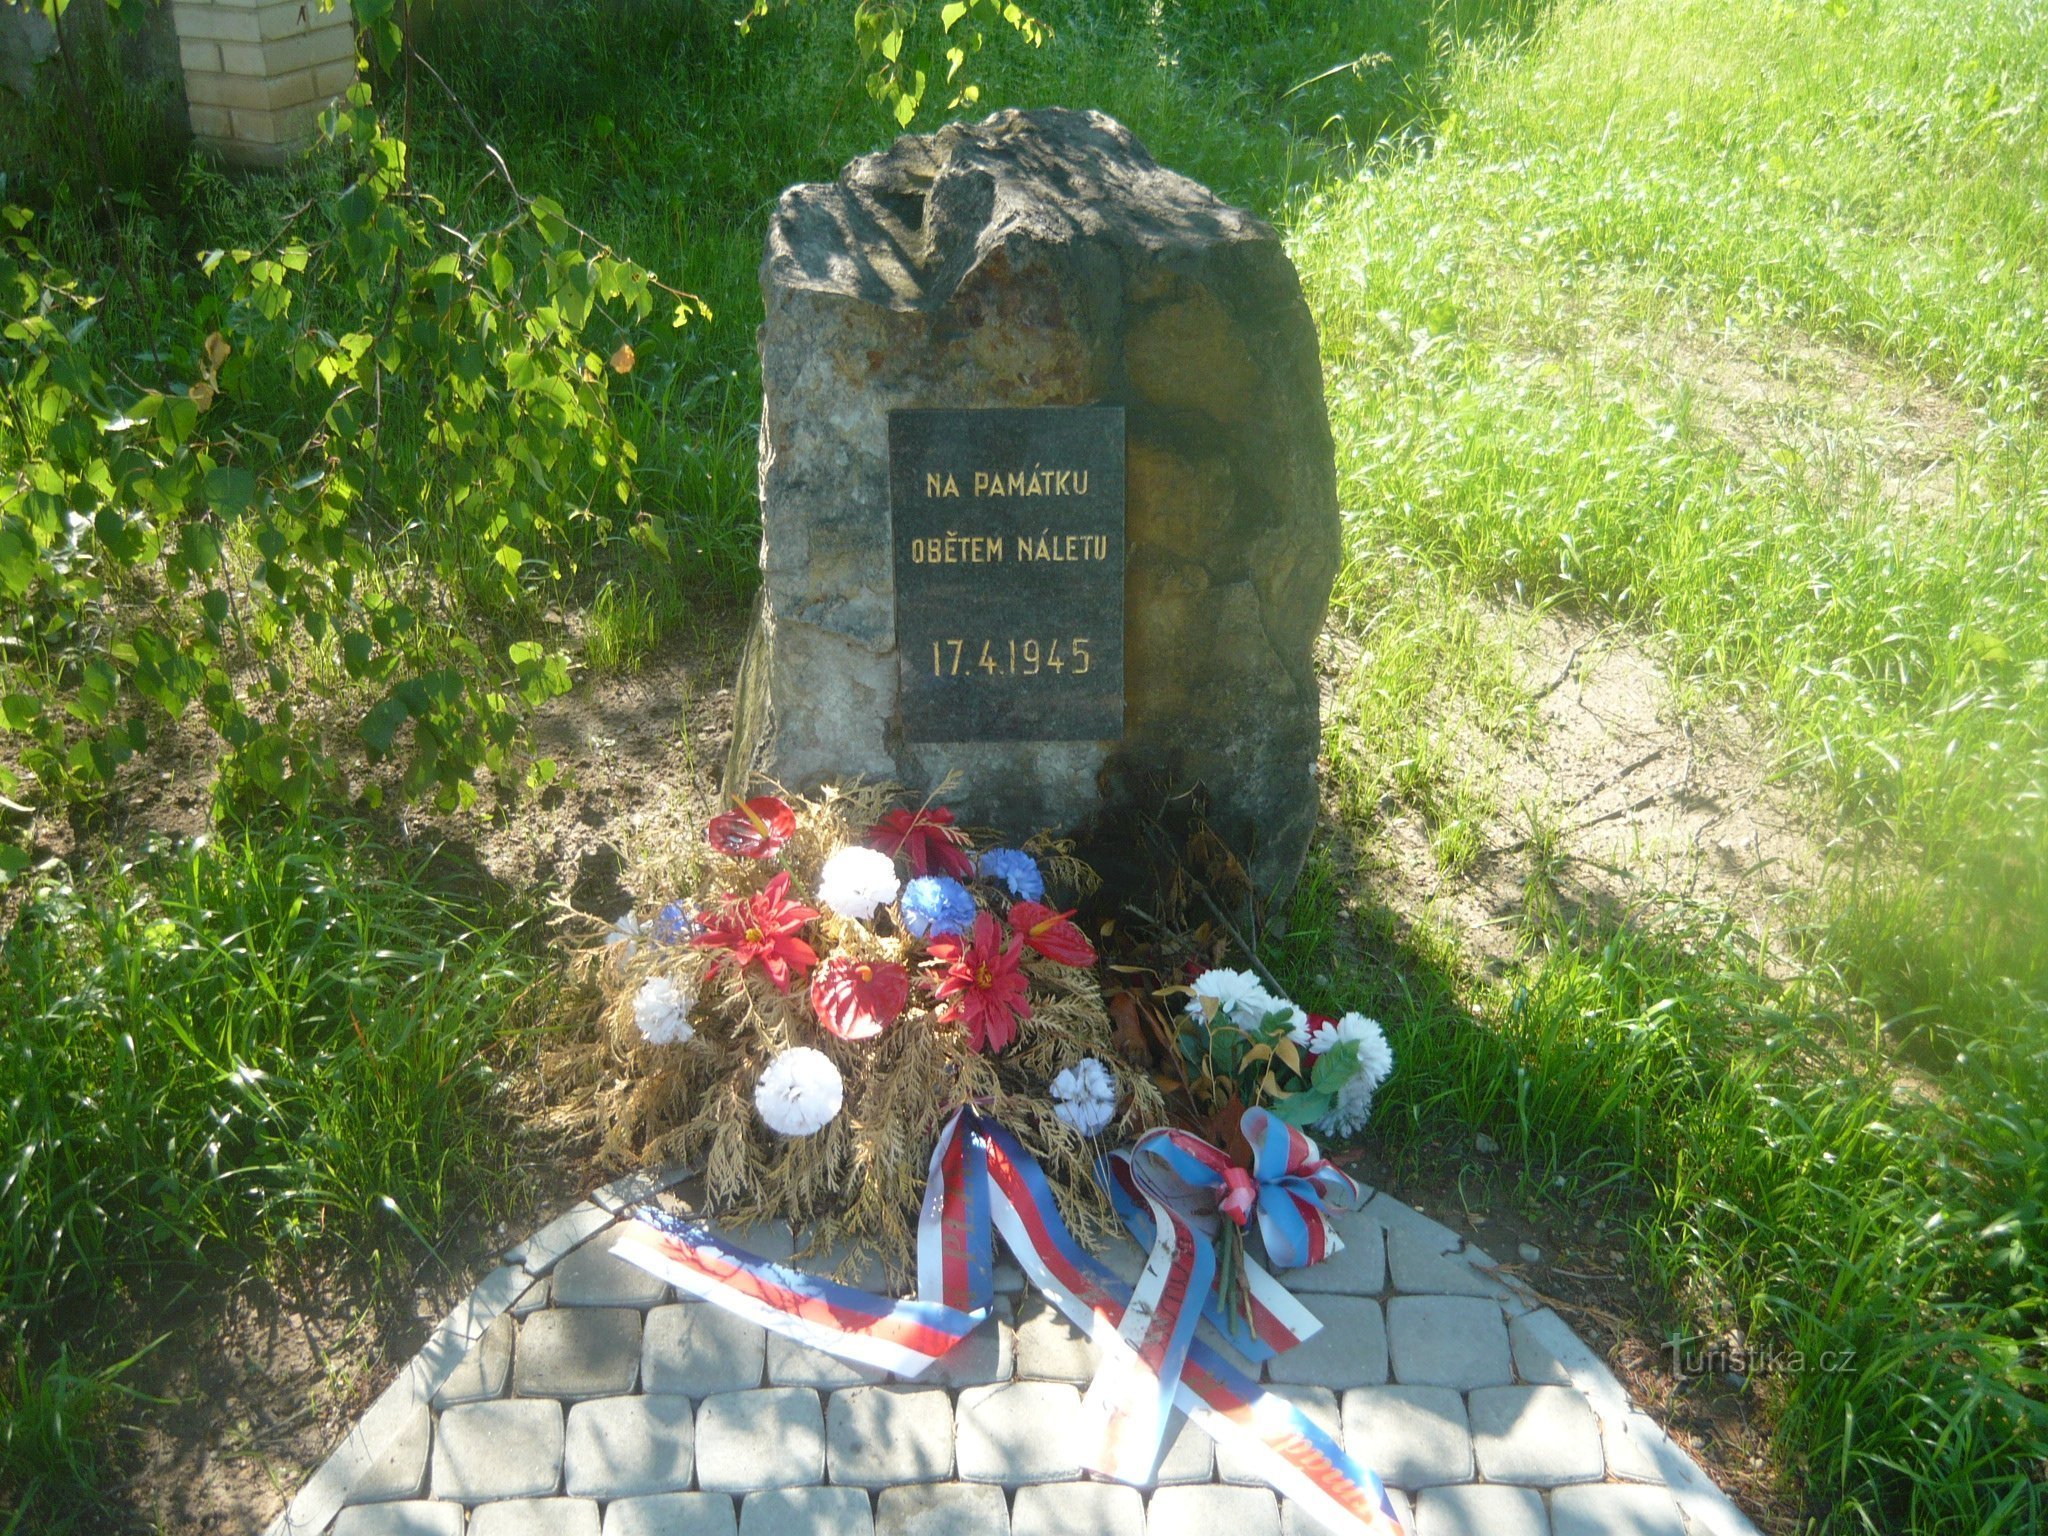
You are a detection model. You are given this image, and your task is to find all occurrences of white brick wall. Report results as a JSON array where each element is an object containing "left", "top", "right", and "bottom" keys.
[{"left": 171, "top": 0, "right": 357, "bottom": 165}]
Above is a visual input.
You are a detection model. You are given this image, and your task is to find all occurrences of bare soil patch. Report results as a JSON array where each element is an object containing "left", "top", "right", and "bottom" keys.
[{"left": 1337, "top": 604, "right": 1824, "bottom": 974}]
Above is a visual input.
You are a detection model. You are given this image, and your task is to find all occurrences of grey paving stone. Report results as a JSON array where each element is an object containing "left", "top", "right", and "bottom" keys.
[
  {"left": 1413, "top": 1485, "right": 1549, "bottom": 1536},
  {"left": 1013, "top": 1481, "right": 1143, "bottom": 1536},
  {"left": 512, "top": 1203, "right": 615, "bottom": 1276},
  {"left": 1551, "top": 1486, "right": 1687, "bottom": 1536},
  {"left": 340, "top": 1404, "right": 431, "bottom": 1503},
  {"left": 826, "top": 1386, "right": 954, "bottom": 1487},
  {"left": 1266, "top": 1296, "right": 1386, "bottom": 1388},
  {"left": 1276, "top": 1210, "right": 1386, "bottom": 1296},
  {"left": 431, "top": 1398, "right": 564, "bottom": 1502},
  {"left": 511, "top": 1276, "right": 553, "bottom": 1317},
  {"left": 1146, "top": 1484, "right": 1280, "bottom": 1536},
  {"left": 591, "top": 1163, "right": 697, "bottom": 1214},
  {"left": 695, "top": 1387, "right": 825, "bottom": 1492},
  {"left": 1281, "top": 1488, "right": 1412, "bottom": 1536},
  {"left": 1217, "top": 1386, "right": 1338, "bottom": 1484},
  {"left": 993, "top": 1259, "right": 1026, "bottom": 1295},
  {"left": 470, "top": 1500, "right": 602, "bottom": 1536},
  {"left": 1143, "top": 1412, "right": 1215, "bottom": 1486},
  {"left": 1602, "top": 1410, "right": 1674, "bottom": 1483},
  {"left": 1384, "top": 1296, "right": 1512, "bottom": 1388},
  {"left": 1385, "top": 1228, "right": 1505, "bottom": 1299},
  {"left": 565, "top": 1394, "right": 695, "bottom": 1497},
  {"left": 433, "top": 1311, "right": 514, "bottom": 1409},
  {"left": 874, "top": 1484, "right": 1010, "bottom": 1536},
  {"left": 955, "top": 1380, "right": 1083, "bottom": 1485},
  {"left": 1362, "top": 1197, "right": 1464, "bottom": 1260},
  {"left": 769, "top": 1331, "right": 888, "bottom": 1389},
  {"left": 739, "top": 1487, "right": 873, "bottom": 1536},
  {"left": 604, "top": 1492, "right": 740, "bottom": 1536},
  {"left": 1509, "top": 1308, "right": 1572, "bottom": 1385},
  {"left": 1340, "top": 1385, "right": 1473, "bottom": 1489},
  {"left": 551, "top": 1226, "right": 673, "bottom": 1308},
  {"left": 1014, "top": 1293, "right": 1096, "bottom": 1383},
  {"left": 1468, "top": 1384, "right": 1604, "bottom": 1486},
  {"left": 644, "top": 1303, "right": 767, "bottom": 1396},
  {"left": 913, "top": 1311, "right": 1014, "bottom": 1389},
  {"left": 515, "top": 1308, "right": 644, "bottom": 1400},
  {"left": 332, "top": 1503, "right": 465, "bottom": 1536}
]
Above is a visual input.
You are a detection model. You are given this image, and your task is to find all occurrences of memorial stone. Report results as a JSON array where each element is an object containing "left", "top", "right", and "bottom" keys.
[{"left": 728, "top": 107, "right": 1338, "bottom": 897}]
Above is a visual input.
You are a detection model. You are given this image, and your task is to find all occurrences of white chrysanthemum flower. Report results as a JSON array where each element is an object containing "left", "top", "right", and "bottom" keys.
[
  {"left": 633, "top": 976, "right": 696, "bottom": 1046},
  {"left": 755, "top": 1047, "right": 844, "bottom": 1138},
  {"left": 1049, "top": 1056, "right": 1119, "bottom": 1138},
  {"left": 1187, "top": 968, "right": 1269, "bottom": 1028},
  {"left": 817, "top": 845, "right": 902, "bottom": 923},
  {"left": 1310, "top": 1013, "right": 1394, "bottom": 1140},
  {"left": 604, "top": 909, "right": 644, "bottom": 962},
  {"left": 1314, "top": 1074, "right": 1378, "bottom": 1139}
]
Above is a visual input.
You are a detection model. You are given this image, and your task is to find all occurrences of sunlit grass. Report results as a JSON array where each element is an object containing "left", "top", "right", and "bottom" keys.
[{"left": 1292, "top": 0, "right": 2048, "bottom": 1524}]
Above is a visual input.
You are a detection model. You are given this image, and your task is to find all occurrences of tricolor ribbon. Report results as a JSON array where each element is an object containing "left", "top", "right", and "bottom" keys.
[{"left": 615, "top": 1109, "right": 1404, "bottom": 1536}]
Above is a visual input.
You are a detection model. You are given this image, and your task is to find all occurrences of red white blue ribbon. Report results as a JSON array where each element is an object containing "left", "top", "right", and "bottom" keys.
[
  {"left": 615, "top": 1208, "right": 985, "bottom": 1377},
  {"left": 615, "top": 1110, "right": 1405, "bottom": 1536}
]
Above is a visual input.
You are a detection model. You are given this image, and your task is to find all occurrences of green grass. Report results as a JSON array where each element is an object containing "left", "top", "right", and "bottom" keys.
[
  {"left": 0, "top": 822, "right": 548, "bottom": 1520},
  {"left": 1286, "top": 0, "right": 2048, "bottom": 1526}
]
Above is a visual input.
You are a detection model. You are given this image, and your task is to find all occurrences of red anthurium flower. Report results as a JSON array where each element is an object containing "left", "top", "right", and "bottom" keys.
[
  {"left": 928, "top": 911, "right": 1031, "bottom": 1053},
  {"left": 1008, "top": 901, "right": 1097, "bottom": 967},
  {"left": 695, "top": 872, "right": 819, "bottom": 992},
  {"left": 809, "top": 955, "right": 910, "bottom": 1041},
  {"left": 707, "top": 795, "right": 796, "bottom": 858},
  {"left": 868, "top": 805, "right": 975, "bottom": 879}
]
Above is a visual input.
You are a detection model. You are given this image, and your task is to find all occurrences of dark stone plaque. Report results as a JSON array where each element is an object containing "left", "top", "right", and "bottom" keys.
[{"left": 891, "top": 407, "right": 1125, "bottom": 743}]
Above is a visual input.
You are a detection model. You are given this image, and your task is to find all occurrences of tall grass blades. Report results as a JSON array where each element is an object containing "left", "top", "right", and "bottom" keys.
[{"left": 0, "top": 823, "right": 546, "bottom": 1507}]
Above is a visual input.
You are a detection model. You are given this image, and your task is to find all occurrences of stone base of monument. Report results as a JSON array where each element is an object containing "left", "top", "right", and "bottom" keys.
[
  {"left": 265, "top": 1174, "right": 1762, "bottom": 1536},
  {"left": 728, "top": 108, "right": 1340, "bottom": 905}
]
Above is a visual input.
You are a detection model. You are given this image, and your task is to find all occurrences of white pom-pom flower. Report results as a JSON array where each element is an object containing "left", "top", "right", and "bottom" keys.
[
  {"left": 633, "top": 976, "right": 696, "bottom": 1046},
  {"left": 817, "top": 846, "right": 902, "bottom": 923},
  {"left": 604, "top": 909, "right": 644, "bottom": 963},
  {"left": 754, "top": 1047, "right": 844, "bottom": 1137},
  {"left": 1049, "top": 1056, "right": 1119, "bottom": 1138}
]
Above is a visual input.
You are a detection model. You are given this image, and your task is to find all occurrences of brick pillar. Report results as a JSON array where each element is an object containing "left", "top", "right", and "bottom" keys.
[{"left": 171, "top": 0, "right": 356, "bottom": 166}]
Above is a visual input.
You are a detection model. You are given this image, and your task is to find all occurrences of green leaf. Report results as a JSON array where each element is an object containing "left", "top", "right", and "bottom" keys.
[
  {"left": 0, "top": 693, "right": 43, "bottom": 731},
  {"left": 204, "top": 464, "right": 257, "bottom": 513},
  {"left": 1269, "top": 1090, "right": 1332, "bottom": 1128},
  {"left": 359, "top": 694, "right": 410, "bottom": 757}
]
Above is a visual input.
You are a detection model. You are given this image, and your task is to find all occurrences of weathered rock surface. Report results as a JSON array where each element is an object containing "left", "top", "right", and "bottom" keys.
[{"left": 729, "top": 107, "right": 1338, "bottom": 899}]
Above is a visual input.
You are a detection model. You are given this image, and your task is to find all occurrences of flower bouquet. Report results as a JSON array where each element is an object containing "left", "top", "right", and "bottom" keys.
[
  {"left": 587, "top": 783, "right": 1163, "bottom": 1266},
  {"left": 1176, "top": 967, "right": 1395, "bottom": 1143}
]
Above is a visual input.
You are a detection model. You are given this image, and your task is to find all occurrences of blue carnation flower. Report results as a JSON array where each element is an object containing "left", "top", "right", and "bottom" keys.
[
  {"left": 978, "top": 847, "right": 1045, "bottom": 902},
  {"left": 651, "top": 902, "right": 700, "bottom": 945},
  {"left": 901, "top": 875, "right": 977, "bottom": 939}
]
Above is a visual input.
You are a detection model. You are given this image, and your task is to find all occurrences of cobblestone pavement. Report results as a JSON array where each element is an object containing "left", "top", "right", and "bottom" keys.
[{"left": 268, "top": 1170, "right": 1761, "bottom": 1536}]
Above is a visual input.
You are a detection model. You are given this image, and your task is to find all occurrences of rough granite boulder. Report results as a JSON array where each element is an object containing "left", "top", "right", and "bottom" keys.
[{"left": 727, "top": 107, "right": 1338, "bottom": 900}]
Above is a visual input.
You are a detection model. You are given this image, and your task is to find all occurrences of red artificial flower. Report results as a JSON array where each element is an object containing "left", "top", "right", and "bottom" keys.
[
  {"left": 695, "top": 872, "right": 819, "bottom": 992},
  {"left": 1008, "top": 901, "right": 1097, "bottom": 967},
  {"left": 707, "top": 796, "right": 796, "bottom": 859},
  {"left": 928, "top": 911, "right": 1031, "bottom": 1053},
  {"left": 868, "top": 805, "right": 975, "bottom": 879},
  {"left": 809, "top": 955, "right": 910, "bottom": 1041}
]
